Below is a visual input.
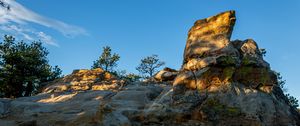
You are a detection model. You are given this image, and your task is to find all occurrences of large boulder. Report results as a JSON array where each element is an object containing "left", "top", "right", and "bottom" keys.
[
  {"left": 170, "top": 10, "right": 300, "bottom": 125},
  {"left": 183, "top": 10, "right": 236, "bottom": 64},
  {"left": 154, "top": 67, "right": 178, "bottom": 82},
  {"left": 41, "top": 68, "right": 124, "bottom": 93},
  {"left": 174, "top": 10, "right": 277, "bottom": 93}
]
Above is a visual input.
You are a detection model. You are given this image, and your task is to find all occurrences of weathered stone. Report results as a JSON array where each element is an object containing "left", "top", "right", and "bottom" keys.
[
  {"left": 154, "top": 67, "right": 178, "bottom": 82},
  {"left": 195, "top": 67, "right": 235, "bottom": 90},
  {"left": 0, "top": 91, "right": 113, "bottom": 126},
  {"left": 173, "top": 70, "right": 197, "bottom": 89},
  {"left": 234, "top": 66, "right": 277, "bottom": 88},
  {"left": 1, "top": 11, "right": 300, "bottom": 126},
  {"left": 41, "top": 68, "right": 120, "bottom": 93},
  {"left": 183, "top": 10, "right": 236, "bottom": 63},
  {"left": 232, "top": 39, "right": 270, "bottom": 67},
  {"left": 183, "top": 57, "right": 216, "bottom": 71}
]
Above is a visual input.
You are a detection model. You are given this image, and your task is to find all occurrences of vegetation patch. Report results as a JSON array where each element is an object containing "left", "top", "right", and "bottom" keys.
[{"left": 201, "top": 97, "right": 242, "bottom": 121}]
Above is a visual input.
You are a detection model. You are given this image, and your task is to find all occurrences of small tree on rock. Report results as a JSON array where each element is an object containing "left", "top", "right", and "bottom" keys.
[
  {"left": 276, "top": 72, "right": 299, "bottom": 108},
  {"left": 92, "top": 46, "right": 120, "bottom": 72},
  {"left": 136, "top": 54, "right": 165, "bottom": 78}
]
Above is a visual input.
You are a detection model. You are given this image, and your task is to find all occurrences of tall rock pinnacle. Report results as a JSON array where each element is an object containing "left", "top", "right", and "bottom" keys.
[{"left": 183, "top": 10, "right": 236, "bottom": 64}]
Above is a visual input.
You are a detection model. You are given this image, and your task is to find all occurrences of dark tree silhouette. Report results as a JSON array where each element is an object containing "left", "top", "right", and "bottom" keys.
[
  {"left": 92, "top": 46, "right": 120, "bottom": 72},
  {"left": 0, "top": 35, "right": 62, "bottom": 98},
  {"left": 136, "top": 54, "right": 165, "bottom": 78}
]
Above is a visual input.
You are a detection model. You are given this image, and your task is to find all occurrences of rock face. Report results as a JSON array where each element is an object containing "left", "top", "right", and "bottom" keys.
[
  {"left": 154, "top": 67, "right": 178, "bottom": 82},
  {"left": 41, "top": 68, "right": 124, "bottom": 93},
  {"left": 183, "top": 10, "right": 236, "bottom": 64},
  {"left": 168, "top": 10, "right": 300, "bottom": 125},
  {"left": 174, "top": 11, "right": 275, "bottom": 93},
  {"left": 0, "top": 10, "right": 299, "bottom": 126}
]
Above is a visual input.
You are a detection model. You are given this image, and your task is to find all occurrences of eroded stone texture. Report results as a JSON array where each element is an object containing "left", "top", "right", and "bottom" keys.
[
  {"left": 183, "top": 10, "right": 236, "bottom": 64},
  {"left": 154, "top": 67, "right": 178, "bottom": 82},
  {"left": 0, "top": 11, "right": 299, "bottom": 126},
  {"left": 41, "top": 68, "right": 123, "bottom": 93},
  {"left": 174, "top": 10, "right": 276, "bottom": 93},
  {"left": 168, "top": 10, "right": 300, "bottom": 126}
]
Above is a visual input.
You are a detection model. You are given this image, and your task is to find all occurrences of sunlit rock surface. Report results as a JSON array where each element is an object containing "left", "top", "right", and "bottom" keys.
[
  {"left": 154, "top": 67, "right": 178, "bottom": 82},
  {"left": 41, "top": 68, "right": 124, "bottom": 93},
  {"left": 183, "top": 10, "right": 236, "bottom": 64},
  {"left": 169, "top": 10, "right": 300, "bottom": 125},
  {"left": 0, "top": 11, "right": 299, "bottom": 126}
]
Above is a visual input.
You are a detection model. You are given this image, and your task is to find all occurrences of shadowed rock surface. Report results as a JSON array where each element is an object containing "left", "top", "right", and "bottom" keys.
[{"left": 0, "top": 10, "right": 299, "bottom": 126}]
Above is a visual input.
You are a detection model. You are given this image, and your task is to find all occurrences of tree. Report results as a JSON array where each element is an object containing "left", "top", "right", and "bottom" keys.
[
  {"left": 124, "top": 73, "right": 141, "bottom": 82},
  {"left": 92, "top": 46, "right": 120, "bottom": 72},
  {"left": 259, "top": 48, "right": 267, "bottom": 57},
  {"left": 112, "top": 70, "right": 141, "bottom": 82},
  {"left": 136, "top": 54, "right": 165, "bottom": 78},
  {"left": 261, "top": 49, "right": 299, "bottom": 108},
  {"left": 0, "top": 35, "right": 62, "bottom": 98},
  {"left": 276, "top": 72, "right": 299, "bottom": 108}
]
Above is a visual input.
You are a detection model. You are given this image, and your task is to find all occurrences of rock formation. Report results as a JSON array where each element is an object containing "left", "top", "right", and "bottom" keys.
[
  {"left": 154, "top": 67, "right": 178, "bottom": 82},
  {"left": 41, "top": 68, "right": 124, "bottom": 93},
  {"left": 161, "top": 10, "right": 299, "bottom": 125},
  {"left": 0, "top": 10, "right": 299, "bottom": 126},
  {"left": 174, "top": 10, "right": 275, "bottom": 93}
]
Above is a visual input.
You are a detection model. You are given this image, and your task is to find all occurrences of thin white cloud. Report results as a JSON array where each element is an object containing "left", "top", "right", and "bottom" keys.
[
  {"left": 37, "top": 31, "right": 58, "bottom": 46},
  {"left": 0, "top": 0, "right": 87, "bottom": 46},
  {"left": 0, "top": 24, "right": 58, "bottom": 46}
]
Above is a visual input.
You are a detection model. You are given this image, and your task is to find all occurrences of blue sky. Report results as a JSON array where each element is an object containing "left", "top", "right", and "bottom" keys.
[{"left": 0, "top": 0, "right": 299, "bottom": 100}]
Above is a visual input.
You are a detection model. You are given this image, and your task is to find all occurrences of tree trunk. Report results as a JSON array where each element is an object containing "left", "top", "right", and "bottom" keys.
[{"left": 24, "top": 81, "right": 33, "bottom": 96}]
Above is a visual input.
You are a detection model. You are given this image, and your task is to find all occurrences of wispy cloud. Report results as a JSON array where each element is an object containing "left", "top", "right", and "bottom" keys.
[
  {"left": 0, "top": 0, "right": 87, "bottom": 46},
  {"left": 0, "top": 24, "right": 58, "bottom": 46}
]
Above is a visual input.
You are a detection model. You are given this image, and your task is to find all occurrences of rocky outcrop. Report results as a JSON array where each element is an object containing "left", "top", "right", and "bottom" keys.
[
  {"left": 154, "top": 67, "right": 178, "bottom": 82},
  {"left": 0, "top": 90, "right": 114, "bottom": 125},
  {"left": 0, "top": 10, "right": 299, "bottom": 126},
  {"left": 174, "top": 11, "right": 276, "bottom": 93},
  {"left": 0, "top": 84, "right": 169, "bottom": 126},
  {"left": 168, "top": 10, "right": 300, "bottom": 125},
  {"left": 183, "top": 10, "right": 236, "bottom": 64},
  {"left": 41, "top": 68, "right": 124, "bottom": 93}
]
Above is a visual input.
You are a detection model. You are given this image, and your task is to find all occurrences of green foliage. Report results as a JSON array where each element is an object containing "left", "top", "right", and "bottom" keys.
[
  {"left": 124, "top": 73, "right": 141, "bottom": 82},
  {"left": 92, "top": 46, "right": 120, "bottom": 72},
  {"left": 112, "top": 70, "right": 141, "bottom": 82},
  {"left": 203, "top": 98, "right": 241, "bottom": 118},
  {"left": 136, "top": 54, "right": 165, "bottom": 78},
  {"left": 216, "top": 56, "right": 237, "bottom": 66},
  {"left": 0, "top": 35, "right": 62, "bottom": 98},
  {"left": 285, "top": 94, "right": 299, "bottom": 108},
  {"left": 276, "top": 72, "right": 287, "bottom": 92},
  {"left": 276, "top": 72, "right": 299, "bottom": 108},
  {"left": 223, "top": 67, "right": 235, "bottom": 79},
  {"left": 259, "top": 48, "right": 267, "bottom": 57}
]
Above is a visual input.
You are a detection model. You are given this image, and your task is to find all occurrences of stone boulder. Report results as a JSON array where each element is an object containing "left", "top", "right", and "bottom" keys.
[
  {"left": 183, "top": 10, "right": 236, "bottom": 64},
  {"left": 41, "top": 68, "right": 123, "bottom": 93},
  {"left": 154, "top": 67, "right": 178, "bottom": 82},
  {"left": 0, "top": 90, "right": 114, "bottom": 126},
  {"left": 170, "top": 10, "right": 300, "bottom": 125},
  {"left": 174, "top": 10, "right": 277, "bottom": 93}
]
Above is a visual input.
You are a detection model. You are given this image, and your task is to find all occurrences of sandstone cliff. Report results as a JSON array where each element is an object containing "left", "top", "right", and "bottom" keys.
[{"left": 0, "top": 11, "right": 299, "bottom": 126}]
